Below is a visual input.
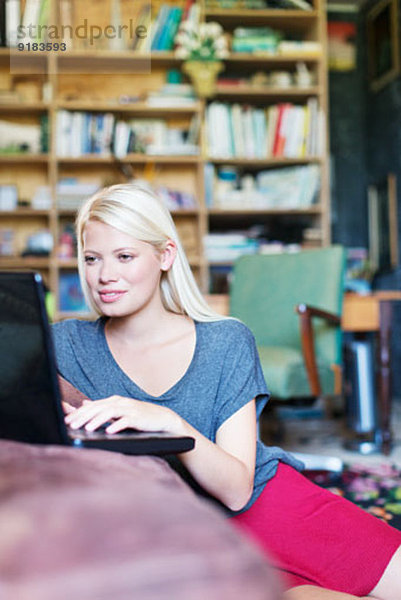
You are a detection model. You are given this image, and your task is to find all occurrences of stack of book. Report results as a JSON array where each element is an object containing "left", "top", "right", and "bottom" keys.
[
  {"left": 278, "top": 41, "right": 321, "bottom": 55},
  {"left": 255, "top": 164, "right": 320, "bottom": 208},
  {"left": 56, "top": 110, "right": 200, "bottom": 158},
  {"left": 113, "top": 118, "right": 199, "bottom": 158},
  {"left": 204, "top": 232, "right": 260, "bottom": 263},
  {"left": 56, "top": 111, "right": 115, "bottom": 157},
  {"left": 205, "top": 0, "right": 312, "bottom": 9},
  {"left": 206, "top": 100, "right": 323, "bottom": 159},
  {"left": 205, "top": 163, "right": 320, "bottom": 209},
  {"left": 145, "top": 84, "right": 197, "bottom": 108},
  {"left": 156, "top": 185, "right": 197, "bottom": 211},
  {"left": 149, "top": 0, "right": 200, "bottom": 52},
  {"left": 232, "top": 26, "right": 283, "bottom": 54},
  {"left": 56, "top": 180, "right": 100, "bottom": 210},
  {"left": 21, "top": 0, "right": 50, "bottom": 43},
  {"left": 1, "top": 0, "right": 50, "bottom": 47},
  {"left": 150, "top": 4, "right": 184, "bottom": 52}
]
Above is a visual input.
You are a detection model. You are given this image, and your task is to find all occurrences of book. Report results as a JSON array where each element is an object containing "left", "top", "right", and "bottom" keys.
[
  {"left": 20, "top": 0, "right": 42, "bottom": 43},
  {"left": 278, "top": 41, "right": 321, "bottom": 56},
  {"left": 112, "top": 120, "right": 131, "bottom": 158},
  {"left": 186, "top": 112, "right": 201, "bottom": 145},
  {"left": 102, "top": 112, "right": 115, "bottom": 155},
  {"left": 131, "top": 3, "right": 151, "bottom": 51},
  {"left": 109, "top": 0, "right": 125, "bottom": 51},
  {"left": 147, "top": 143, "right": 198, "bottom": 156},
  {"left": 56, "top": 110, "right": 72, "bottom": 157},
  {"left": 283, "top": 105, "right": 305, "bottom": 158},
  {"left": 182, "top": 0, "right": 195, "bottom": 21},
  {"left": 256, "top": 165, "right": 320, "bottom": 208},
  {"left": 40, "top": 113, "right": 49, "bottom": 153},
  {"left": 265, "top": 105, "right": 279, "bottom": 157},
  {"left": 59, "top": 271, "right": 89, "bottom": 313},
  {"left": 150, "top": 4, "right": 170, "bottom": 51},
  {"left": 243, "top": 105, "right": 255, "bottom": 158},
  {"left": 306, "top": 97, "right": 318, "bottom": 155},
  {"left": 157, "top": 6, "right": 182, "bottom": 51},
  {"left": 58, "top": 0, "right": 73, "bottom": 49},
  {"left": 281, "top": 0, "right": 312, "bottom": 10},
  {"left": 0, "top": 0, "right": 6, "bottom": 47},
  {"left": 204, "top": 162, "right": 215, "bottom": 208},
  {"left": 56, "top": 180, "right": 100, "bottom": 210},
  {"left": 253, "top": 108, "right": 267, "bottom": 159},
  {"left": 272, "top": 103, "right": 291, "bottom": 157},
  {"left": 36, "top": 0, "right": 49, "bottom": 42},
  {"left": 5, "top": 0, "right": 20, "bottom": 47},
  {"left": 230, "top": 103, "right": 245, "bottom": 157},
  {"left": 206, "top": 103, "right": 225, "bottom": 158}
]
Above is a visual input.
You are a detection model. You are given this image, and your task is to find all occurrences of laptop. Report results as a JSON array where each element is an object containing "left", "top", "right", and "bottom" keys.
[{"left": 0, "top": 271, "right": 195, "bottom": 455}]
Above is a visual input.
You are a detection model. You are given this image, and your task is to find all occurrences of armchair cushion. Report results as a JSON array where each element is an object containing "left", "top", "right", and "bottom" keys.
[
  {"left": 230, "top": 247, "right": 345, "bottom": 400},
  {"left": 257, "top": 346, "right": 335, "bottom": 399}
]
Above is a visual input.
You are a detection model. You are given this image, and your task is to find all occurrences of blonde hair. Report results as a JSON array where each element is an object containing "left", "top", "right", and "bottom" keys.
[{"left": 76, "top": 183, "right": 227, "bottom": 322}]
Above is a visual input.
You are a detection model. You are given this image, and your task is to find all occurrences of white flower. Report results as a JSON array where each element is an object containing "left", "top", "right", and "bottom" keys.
[
  {"left": 175, "top": 47, "right": 190, "bottom": 59},
  {"left": 174, "top": 19, "right": 229, "bottom": 61},
  {"left": 214, "top": 37, "right": 227, "bottom": 50},
  {"left": 199, "top": 22, "right": 208, "bottom": 37},
  {"left": 174, "top": 32, "right": 188, "bottom": 45},
  {"left": 216, "top": 48, "right": 229, "bottom": 59},
  {"left": 179, "top": 21, "right": 197, "bottom": 34},
  {"left": 188, "top": 39, "right": 200, "bottom": 50},
  {"left": 206, "top": 22, "right": 223, "bottom": 37}
]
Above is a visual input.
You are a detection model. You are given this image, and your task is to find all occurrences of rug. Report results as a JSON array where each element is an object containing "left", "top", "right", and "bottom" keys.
[{"left": 305, "top": 463, "right": 401, "bottom": 530}]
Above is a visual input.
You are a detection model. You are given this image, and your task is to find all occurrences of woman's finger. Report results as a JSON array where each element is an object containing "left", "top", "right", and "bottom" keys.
[
  {"left": 84, "top": 408, "right": 120, "bottom": 432},
  {"left": 62, "top": 401, "right": 76, "bottom": 414},
  {"left": 106, "top": 416, "right": 133, "bottom": 434}
]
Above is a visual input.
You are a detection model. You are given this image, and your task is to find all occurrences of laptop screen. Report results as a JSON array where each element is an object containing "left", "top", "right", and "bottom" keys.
[{"left": 0, "top": 272, "right": 68, "bottom": 445}]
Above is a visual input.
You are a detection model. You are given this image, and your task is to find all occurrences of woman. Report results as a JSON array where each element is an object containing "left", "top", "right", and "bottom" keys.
[{"left": 53, "top": 183, "right": 401, "bottom": 599}]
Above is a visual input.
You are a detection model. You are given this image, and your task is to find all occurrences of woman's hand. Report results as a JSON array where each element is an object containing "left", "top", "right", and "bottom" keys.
[{"left": 64, "top": 396, "right": 182, "bottom": 435}]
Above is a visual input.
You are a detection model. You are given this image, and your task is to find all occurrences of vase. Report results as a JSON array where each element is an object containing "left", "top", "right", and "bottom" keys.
[{"left": 182, "top": 61, "right": 224, "bottom": 98}]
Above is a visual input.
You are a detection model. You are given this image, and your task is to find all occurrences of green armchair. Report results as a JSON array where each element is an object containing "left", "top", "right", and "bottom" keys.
[{"left": 229, "top": 246, "right": 346, "bottom": 402}]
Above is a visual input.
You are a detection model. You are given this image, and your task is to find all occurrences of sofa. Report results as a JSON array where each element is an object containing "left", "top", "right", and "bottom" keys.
[{"left": 0, "top": 439, "right": 282, "bottom": 600}]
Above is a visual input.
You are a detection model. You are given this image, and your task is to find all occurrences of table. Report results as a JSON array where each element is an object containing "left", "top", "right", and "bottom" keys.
[
  {"left": 205, "top": 292, "right": 401, "bottom": 455},
  {"left": 342, "top": 292, "right": 401, "bottom": 455}
]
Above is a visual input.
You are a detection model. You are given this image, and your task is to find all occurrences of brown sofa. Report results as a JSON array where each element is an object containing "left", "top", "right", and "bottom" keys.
[{"left": 0, "top": 439, "right": 282, "bottom": 600}]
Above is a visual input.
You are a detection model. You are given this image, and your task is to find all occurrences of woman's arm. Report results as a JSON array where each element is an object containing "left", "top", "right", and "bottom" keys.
[
  {"left": 64, "top": 397, "right": 257, "bottom": 512},
  {"left": 177, "top": 400, "right": 257, "bottom": 511},
  {"left": 58, "top": 375, "right": 89, "bottom": 410}
]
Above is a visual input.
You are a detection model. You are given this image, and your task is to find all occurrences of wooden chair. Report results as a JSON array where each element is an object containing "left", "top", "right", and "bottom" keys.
[{"left": 229, "top": 247, "right": 346, "bottom": 414}]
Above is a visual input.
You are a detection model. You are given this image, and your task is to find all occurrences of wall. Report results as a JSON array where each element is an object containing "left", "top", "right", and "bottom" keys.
[
  {"left": 328, "top": 0, "right": 401, "bottom": 395},
  {"left": 363, "top": 0, "right": 401, "bottom": 396},
  {"left": 328, "top": 11, "right": 368, "bottom": 247}
]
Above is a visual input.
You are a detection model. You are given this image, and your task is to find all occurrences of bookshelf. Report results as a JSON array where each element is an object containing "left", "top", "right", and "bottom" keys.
[{"left": 0, "top": 0, "right": 330, "bottom": 317}]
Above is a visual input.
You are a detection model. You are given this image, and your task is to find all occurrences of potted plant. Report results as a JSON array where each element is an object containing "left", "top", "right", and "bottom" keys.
[{"left": 175, "top": 21, "right": 229, "bottom": 98}]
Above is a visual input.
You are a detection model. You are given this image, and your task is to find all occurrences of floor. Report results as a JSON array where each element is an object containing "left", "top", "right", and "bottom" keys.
[{"left": 260, "top": 398, "right": 401, "bottom": 469}]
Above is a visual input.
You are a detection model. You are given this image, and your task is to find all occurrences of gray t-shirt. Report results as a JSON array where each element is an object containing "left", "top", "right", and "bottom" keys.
[{"left": 52, "top": 317, "right": 303, "bottom": 513}]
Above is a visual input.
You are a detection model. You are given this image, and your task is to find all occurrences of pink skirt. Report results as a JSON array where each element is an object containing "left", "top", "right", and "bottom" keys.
[{"left": 231, "top": 463, "right": 401, "bottom": 594}]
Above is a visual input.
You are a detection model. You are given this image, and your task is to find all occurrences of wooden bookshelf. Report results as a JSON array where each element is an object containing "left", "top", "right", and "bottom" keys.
[{"left": 0, "top": 0, "right": 330, "bottom": 316}]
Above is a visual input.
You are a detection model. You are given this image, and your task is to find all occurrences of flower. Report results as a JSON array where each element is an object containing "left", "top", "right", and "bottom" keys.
[{"left": 174, "top": 20, "right": 229, "bottom": 61}]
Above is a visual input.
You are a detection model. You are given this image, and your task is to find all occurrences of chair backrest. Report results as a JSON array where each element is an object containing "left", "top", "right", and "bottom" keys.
[{"left": 229, "top": 246, "right": 346, "bottom": 365}]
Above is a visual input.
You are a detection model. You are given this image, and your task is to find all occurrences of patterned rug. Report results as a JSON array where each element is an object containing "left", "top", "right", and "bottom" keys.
[{"left": 305, "top": 463, "right": 401, "bottom": 530}]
